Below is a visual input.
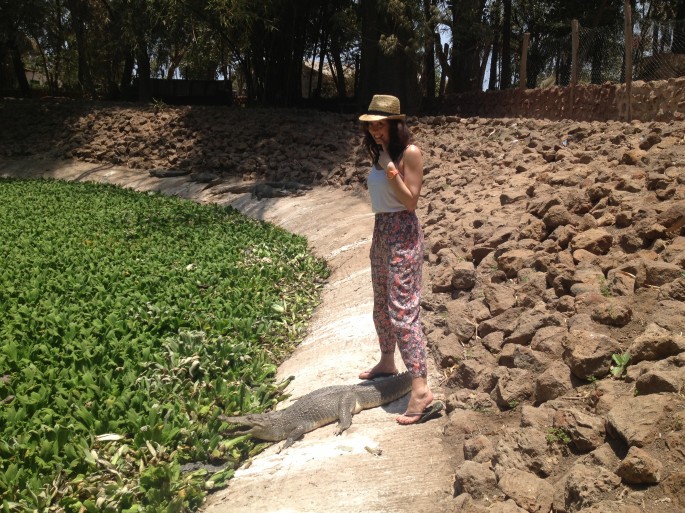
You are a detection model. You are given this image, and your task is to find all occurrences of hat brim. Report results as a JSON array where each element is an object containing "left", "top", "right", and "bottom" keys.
[{"left": 359, "top": 113, "right": 406, "bottom": 122}]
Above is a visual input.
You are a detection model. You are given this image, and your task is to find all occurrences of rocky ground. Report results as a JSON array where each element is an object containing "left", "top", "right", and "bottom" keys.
[{"left": 2, "top": 98, "right": 684, "bottom": 513}]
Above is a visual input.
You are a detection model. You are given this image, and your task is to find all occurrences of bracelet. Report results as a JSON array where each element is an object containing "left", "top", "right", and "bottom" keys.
[{"left": 386, "top": 164, "right": 399, "bottom": 180}]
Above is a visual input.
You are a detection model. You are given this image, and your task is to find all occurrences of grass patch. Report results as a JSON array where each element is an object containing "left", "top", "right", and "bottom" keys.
[
  {"left": 0, "top": 178, "right": 329, "bottom": 512},
  {"left": 599, "top": 276, "right": 613, "bottom": 297}
]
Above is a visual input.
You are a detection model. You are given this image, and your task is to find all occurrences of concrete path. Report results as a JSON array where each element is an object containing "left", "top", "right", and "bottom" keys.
[{"left": 1, "top": 159, "right": 456, "bottom": 513}]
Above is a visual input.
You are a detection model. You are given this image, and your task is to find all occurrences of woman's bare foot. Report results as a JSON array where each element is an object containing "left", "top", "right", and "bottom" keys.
[
  {"left": 358, "top": 363, "right": 398, "bottom": 380},
  {"left": 396, "top": 377, "right": 433, "bottom": 425},
  {"left": 358, "top": 353, "right": 398, "bottom": 380}
]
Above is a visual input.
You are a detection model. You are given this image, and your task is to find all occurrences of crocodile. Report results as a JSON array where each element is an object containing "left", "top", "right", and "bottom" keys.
[
  {"left": 207, "top": 181, "right": 313, "bottom": 199},
  {"left": 220, "top": 372, "right": 413, "bottom": 451}
]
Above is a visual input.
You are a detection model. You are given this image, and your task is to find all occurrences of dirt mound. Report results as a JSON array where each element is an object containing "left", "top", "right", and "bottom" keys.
[
  {"left": 0, "top": 98, "right": 360, "bottom": 187},
  {"left": 2, "top": 99, "right": 684, "bottom": 512}
]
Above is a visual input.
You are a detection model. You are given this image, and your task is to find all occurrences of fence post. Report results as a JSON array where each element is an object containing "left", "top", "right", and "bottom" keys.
[
  {"left": 570, "top": 19, "right": 579, "bottom": 116},
  {"left": 520, "top": 33, "right": 530, "bottom": 90},
  {"left": 624, "top": 0, "right": 633, "bottom": 121}
]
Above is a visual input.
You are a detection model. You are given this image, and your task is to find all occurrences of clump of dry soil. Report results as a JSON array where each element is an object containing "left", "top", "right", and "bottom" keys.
[{"left": 1, "top": 98, "right": 684, "bottom": 513}]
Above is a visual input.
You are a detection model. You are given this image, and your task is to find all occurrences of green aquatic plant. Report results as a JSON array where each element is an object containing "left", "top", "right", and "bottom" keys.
[{"left": 0, "top": 178, "right": 329, "bottom": 512}]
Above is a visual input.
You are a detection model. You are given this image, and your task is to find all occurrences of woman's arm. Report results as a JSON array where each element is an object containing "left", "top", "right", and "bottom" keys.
[{"left": 379, "top": 145, "right": 424, "bottom": 212}]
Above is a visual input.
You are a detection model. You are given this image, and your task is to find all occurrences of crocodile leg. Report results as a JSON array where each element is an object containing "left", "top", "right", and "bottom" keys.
[
  {"left": 335, "top": 392, "right": 358, "bottom": 435},
  {"left": 279, "top": 424, "right": 309, "bottom": 452}
]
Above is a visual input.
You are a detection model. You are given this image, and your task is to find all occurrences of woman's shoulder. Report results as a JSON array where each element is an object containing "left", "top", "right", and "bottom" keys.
[
  {"left": 402, "top": 144, "right": 422, "bottom": 159},
  {"left": 401, "top": 144, "right": 422, "bottom": 164}
]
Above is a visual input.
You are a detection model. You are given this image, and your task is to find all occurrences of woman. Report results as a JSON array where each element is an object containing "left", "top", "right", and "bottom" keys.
[{"left": 358, "top": 94, "right": 435, "bottom": 425}]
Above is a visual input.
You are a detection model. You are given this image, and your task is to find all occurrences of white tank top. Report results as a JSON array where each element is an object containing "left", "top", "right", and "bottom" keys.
[{"left": 367, "top": 163, "right": 406, "bottom": 213}]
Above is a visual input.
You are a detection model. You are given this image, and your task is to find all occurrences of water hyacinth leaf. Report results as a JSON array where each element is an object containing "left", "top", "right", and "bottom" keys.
[
  {"left": 145, "top": 440, "right": 157, "bottom": 458},
  {"left": 218, "top": 435, "right": 251, "bottom": 450},
  {"left": 0, "top": 179, "right": 328, "bottom": 511},
  {"left": 110, "top": 444, "right": 130, "bottom": 466},
  {"left": 204, "top": 468, "right": 234, "bottom": 490},
  {"left": 95, "top": 434, "right": 125, "bottom": 442},
  {"left": 80, "top": 448, "right": 97, "bottom": 467},
  {"left": 82, "top": 499, "right": 98, "bottom": 513}
]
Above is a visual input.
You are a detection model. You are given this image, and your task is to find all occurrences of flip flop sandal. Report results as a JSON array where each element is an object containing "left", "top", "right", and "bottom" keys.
[
  {"left": 400, "top": 401, "right": 444, "bottom": 424},
  {"left": 358, "top": 370, "right": 399, "bottom": 380}
]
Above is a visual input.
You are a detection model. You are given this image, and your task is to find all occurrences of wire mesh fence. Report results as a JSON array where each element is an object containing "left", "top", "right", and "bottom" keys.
[
  {"left": 530, "top": 33, "right": 573, "bottom": 88},
  {"left": 577, "top": 24, "right": 626, "bottom": 84},
  {"left": 634, "top": 19, "right": 685, "bottom": 81},
  {"left": 520, "top": 18, "right": 685, "bottom": 90}
]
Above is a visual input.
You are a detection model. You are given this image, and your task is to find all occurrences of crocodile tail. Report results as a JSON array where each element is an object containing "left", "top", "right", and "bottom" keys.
[{"left": 360, "top": 371, "right": 413, "bottom": 403}]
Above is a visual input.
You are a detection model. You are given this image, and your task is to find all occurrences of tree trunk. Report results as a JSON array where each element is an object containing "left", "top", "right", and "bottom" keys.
[
  {"left": 590, "top": 33, "right": 603, "bottom": 84},
  {"left": 166, "top": 47, "right": 186, "bottom": 80},
  {"left": 260, "top": 3, "right": 306, "bottom": 106},
  {"left": 32, "top": 36, "right": 58, "bottom": 94},
  {"left": 50, "top": 0, "right": 65, "bottom": 94},
  {"left": 479, "top": 42, "right": 491, "bottom": 89},
  {"left": 434, "top": 37, "right": 451, "bottom": 95},
  {"left": 673, "top": 0, "right": 685, "bottom": 53},
  {"left": 315, "top": 31, "right": 328, "bottom": 98},
  {"left": 354, "top": 52, "right": 360, "bottom": 98},
  {"left": 359, "top": 0, "right": 380, "bottom": 107},
  {"left": 0, "top": 44, "right": 8, "bottom": 89},
  {"left": 423, "top": 0, "right": 436, "bottom": 98},
  {"left": 242, "top": 54, "right": 256, "bottom": 102},
  {"left": 249, "top": 23, "right": 266, "bottom": 102},
  {"left": 438, "top": 49, "right": 447, "bottom": 95},
  {"left": 488, "top": 0, "right": 501, "bottom": 90},
  {"left": 284, "top": 3, "right": 303, "bottom": 105},
  {"left": 527, "top": 42, "right": 544, "bottom": 88},
  {"left": 558, "top": 47, "right": 571, "bottom": 86},
  {"left": 308, "top": 15, "right": 322, "bottom": 98},
  {"left": 67, "top": 0, "right": 95, "bottom": 96},
  {"left": 329, "top": 40, "right": 347, "bottom": 97},
  {"left": 449, "top": 0, "right": 486, "bottom": 92},
  {"left": 501, "top": 0, "right": 512, "bottom": 89},
  {"left": 136, "top": 39, "right": 151, "bottom": 102},
  {"left": 120, "top": 51, "right": 134, "bottom": 94},
  {"left": 359, "top": 0, "right": 420, "bottom": 114},
  {"left": 9, "top": 40, "right": 31, "bottom": 96}
]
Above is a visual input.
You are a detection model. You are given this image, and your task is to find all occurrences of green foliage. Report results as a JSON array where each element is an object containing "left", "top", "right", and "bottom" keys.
[
  {"left": 0, "top": 178, "right": 328, "bottom": 511},
  {"left": 599, "top": 277, "right": 613, "bottom": 297},
  {"left": 546, "top": 427, "right": 571, "bottom": 446},
  {"left": 610, "top": 352, "right": 631, "bottom": 378},
  {"left": 151, "top": 97, "right": 167, "bottom": 112}
]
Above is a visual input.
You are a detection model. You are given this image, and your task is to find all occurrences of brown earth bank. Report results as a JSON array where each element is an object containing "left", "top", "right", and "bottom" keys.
[{"left": 2, "top": 98, "right": 685, "bottom": 513}]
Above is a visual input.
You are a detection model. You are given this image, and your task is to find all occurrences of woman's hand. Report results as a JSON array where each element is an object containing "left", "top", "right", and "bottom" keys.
[{"left": 378, "top": 148, "right": 392, "bottom": 170}]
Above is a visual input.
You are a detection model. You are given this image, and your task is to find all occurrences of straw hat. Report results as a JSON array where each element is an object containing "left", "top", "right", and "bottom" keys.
[{"left": 359, "top": 94, "right": 405, "bottom": 121}]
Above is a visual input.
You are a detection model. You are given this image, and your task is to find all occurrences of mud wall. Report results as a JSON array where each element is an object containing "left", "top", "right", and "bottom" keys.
[{"left": 429, "top": 77, "right": 685, "bottom": 122}]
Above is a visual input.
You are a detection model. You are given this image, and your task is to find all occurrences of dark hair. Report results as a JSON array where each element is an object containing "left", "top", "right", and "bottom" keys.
[{"left": 361, "top": 119, "right": 413, "bottom": 165}]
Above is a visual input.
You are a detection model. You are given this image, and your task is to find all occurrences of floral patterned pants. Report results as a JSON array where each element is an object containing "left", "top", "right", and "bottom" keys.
[{"left": 370, "top": 210, "right": 427, "bottom": 378}]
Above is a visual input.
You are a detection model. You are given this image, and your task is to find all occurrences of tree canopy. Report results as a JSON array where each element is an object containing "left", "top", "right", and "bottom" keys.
[{"left": 1, "top": 0, "right": 684, "bottom": 112}]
